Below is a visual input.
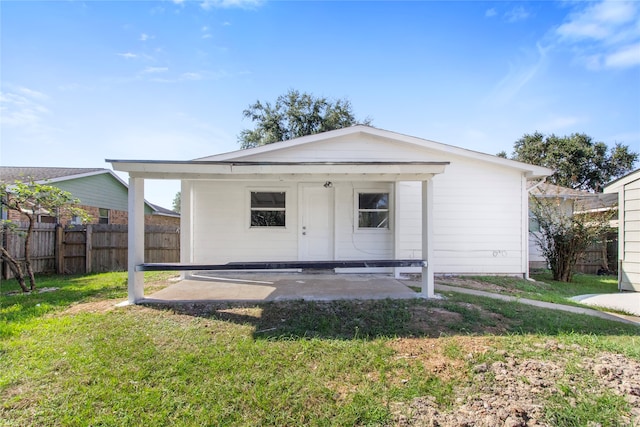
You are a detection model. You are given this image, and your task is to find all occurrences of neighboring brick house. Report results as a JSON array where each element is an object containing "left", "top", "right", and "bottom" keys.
[{"left": 0, "top": 167, "right": 179, "bottom": 227}]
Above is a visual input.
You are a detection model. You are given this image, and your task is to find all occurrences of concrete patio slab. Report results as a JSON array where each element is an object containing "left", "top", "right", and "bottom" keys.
[
  {"left": 142, "top": 272, "right": 421, "bottom": 303},
  {"left": 571, "top": 292, "right": 640, "bottom": 317}
]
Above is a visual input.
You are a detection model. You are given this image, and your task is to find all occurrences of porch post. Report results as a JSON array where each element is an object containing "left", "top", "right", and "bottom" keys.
[
  {"left": 128, "top": 176, "right": 145, "bottom": 303},
  {"left": 180, "top": 180, "right": 192, "bottom": 280},
  {"left": 421, "top": 179, "right": 435, "bottom": 298},
  {"left": 393, "top": 181, "right": 401, "bottom": 278}
]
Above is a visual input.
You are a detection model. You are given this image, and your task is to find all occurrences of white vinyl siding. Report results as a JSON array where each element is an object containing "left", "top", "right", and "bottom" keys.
[
  {"left": 334, "top": 183, "right": 394, "bottom": 262},
  {"left": 190, "top": 181, "right": 298, "bottom": 263},
  {"left": 226, "top": 134, "right": 435, "bottom": 162},
  {"left": 188, "top": 133, "right": 531, "bottom": 276},
  {"left": 621, "top": 178, "right": 640, "bottom": 291},
  {"left": 393, "top": 159, "right": 525, "bottom": 275}
]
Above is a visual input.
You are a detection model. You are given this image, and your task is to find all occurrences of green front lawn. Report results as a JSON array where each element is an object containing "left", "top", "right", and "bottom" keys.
[
  {"left": 1, "top": 272, "right": 638, "bottom": 426},
  {"left": 436, "top": 271, "right": 622, "bottom": 310}
]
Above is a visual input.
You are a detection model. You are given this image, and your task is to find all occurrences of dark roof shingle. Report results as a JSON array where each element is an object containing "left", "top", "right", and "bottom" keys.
[{"left": 0, "top": 167, "right": 106, "bottom": 183}]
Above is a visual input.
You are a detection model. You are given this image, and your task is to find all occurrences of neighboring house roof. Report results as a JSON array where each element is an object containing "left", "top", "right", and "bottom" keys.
[
  {"left": 148, "top": 203, "right": 180, "bottom": 217},
  {"left": 195, "top": 125, "right": 552, "bottom": 179},
  {"left": 529, "top": 183, "right": 591, "bottom": 198},
  {"left": 0, "top": 167, "right": 107, "bottom": 183},
  {"left": 0, "top": 166, "right": 178, "bottom": 217},
  {"left": 530, "top": 182, "right": 617, "bottom": 212}
]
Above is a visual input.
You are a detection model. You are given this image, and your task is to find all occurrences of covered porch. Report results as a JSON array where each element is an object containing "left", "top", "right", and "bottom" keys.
[{"left": 108, "top": 160, "right": 448, "bottom": 304}]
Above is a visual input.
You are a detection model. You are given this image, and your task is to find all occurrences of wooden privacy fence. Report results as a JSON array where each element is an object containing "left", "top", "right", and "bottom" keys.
[
  {"left": 2, "top": 223, "right": 180, "bottom": 278},
  {"left": 574, "top": 231, "right": 618, "bottom": 275}
]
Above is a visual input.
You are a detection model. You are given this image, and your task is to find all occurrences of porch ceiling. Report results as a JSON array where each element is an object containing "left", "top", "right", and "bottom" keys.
[{"left": 107, "top": 160, "right": 449, "bottom": 181}]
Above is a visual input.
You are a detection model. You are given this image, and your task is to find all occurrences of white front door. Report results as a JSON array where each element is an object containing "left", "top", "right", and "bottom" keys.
[{"left": 299, "top": 184, "right": 334, "bottom": 261}]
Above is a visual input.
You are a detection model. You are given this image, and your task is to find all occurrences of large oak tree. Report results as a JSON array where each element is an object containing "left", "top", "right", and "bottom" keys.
[
  {"left": 505, "top": 132, "right": 637, "bottom": 192},
  {"left": 238, "top": 89, "right": 371, "bottom": 149}
]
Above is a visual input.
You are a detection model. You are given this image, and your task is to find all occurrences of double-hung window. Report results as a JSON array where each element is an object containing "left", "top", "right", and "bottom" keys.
[
  {"left": 98, "top": 208, "right": 109, "bottom": 224},
  {"left": 358, "top": 192, "right": 389, "bottom": 229},
  {"left": 250, "top": 191, "right": 286, "bottom": 227}
]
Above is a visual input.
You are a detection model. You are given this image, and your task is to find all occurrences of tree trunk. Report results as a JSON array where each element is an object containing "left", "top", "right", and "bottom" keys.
[
  {"left": 23, "top": 214, "right": 37, "bottom": 291},
  {"left": 0, "top": 246, "right": 28, "bottom": 292},
  {"left": 600, "top": 234, "right": 609, "bottom": 272},
  {"left": 552, "top": 240, "right": 575, "bottom": 282}
]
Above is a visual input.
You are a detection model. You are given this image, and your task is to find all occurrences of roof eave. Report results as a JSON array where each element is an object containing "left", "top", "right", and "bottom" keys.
[{"left": 196, "top": 125, "right": 554, "bottom": 177}]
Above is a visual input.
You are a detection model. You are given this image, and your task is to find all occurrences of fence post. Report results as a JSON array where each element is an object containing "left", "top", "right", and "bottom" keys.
[
  {"left": 1, "top": 223, "right": 7, "bottom": 280},
  {"left": 55, "top": 225, "right": 64, "bottom": 274},
  {"left": 85, "top": 224, "right": 92, "bottom": 274}
]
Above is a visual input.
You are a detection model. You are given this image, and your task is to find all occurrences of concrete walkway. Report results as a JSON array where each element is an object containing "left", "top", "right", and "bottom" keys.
[{"left": 435, "top": 284, "right": 640, "bottom": 326}]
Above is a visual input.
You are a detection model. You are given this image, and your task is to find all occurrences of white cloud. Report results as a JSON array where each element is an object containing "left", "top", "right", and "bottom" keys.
[
  {"left": 141, "top": 67, "right": 169, "bottom": 74},
  {"left": 201, "top": 26, "right": 212, "bottom": 39},
  {"left": 200, "top": 0, "right": 263, "bottom": 10},
  {"left": 146, "top": 69, "right": 230, "bottom": 83},
  {"left": 504, "top": 6, "right": 530, "bottom": 23},
  {"left": 181, "top": 72, "right": 202, "bottom": 80},
  {"left": 117, "top": 52, "right": 138, "bottom": 59},
  {"left": 140, "top": 33, "right": 155, "bottom": 41},
  {"left": 487, "top": 43, "right": 549, "bottom": 106},
  {"left": 485, "top": 8, "right": 497, "bottom": 18},
  {"left": 605, "top": 42, "right": 640, "bottom": 68},
  {"left": 15, "top": 86, "right": 49, "bottom": 101},
  {"left": 0, "top": 85, "right": 60, "bottom": 148},
  {"left": 536, "top": 115, "right": 584, "bottom": 132},
  {"left": 57, "top": 83, "right": 83, "bottom": 92},
  {"left": 0, "top": 86, "right": 50, "bottom": 128},
  {"left": 557, "top": 0, "right": 636, "bottom": 40},
  {"left": 555, "top": 0, "right": 640, "bottom": 69}
]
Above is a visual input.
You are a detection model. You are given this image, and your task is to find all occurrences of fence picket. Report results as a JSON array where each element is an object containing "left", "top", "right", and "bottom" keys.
[{"left": 1, "top": 222, "right": 180, "bottom": 277}]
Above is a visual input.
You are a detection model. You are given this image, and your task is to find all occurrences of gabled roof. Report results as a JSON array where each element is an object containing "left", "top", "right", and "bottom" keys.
[
  {"left": 603, "top": 169, "right": 640, "bottom": 193},
  {"left": 0, "top": 166, "right": 178, "bottom": 217},
  {"left": 196, "top": 125, "right": 552, "bottom": 178},
  {"left": 530, "top": 183, "right": 598, "bottom": 198}
]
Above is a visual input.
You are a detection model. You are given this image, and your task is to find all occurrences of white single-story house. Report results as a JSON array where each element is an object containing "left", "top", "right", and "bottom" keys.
[
  {"left": 604, "top": 169, "right": 640, "bottom": 291},
  {"left": 109, "top": 125, "right": 551, "bottom": 303}
]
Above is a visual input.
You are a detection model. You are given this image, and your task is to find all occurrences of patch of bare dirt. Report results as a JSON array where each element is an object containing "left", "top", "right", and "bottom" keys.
[
  {"left": 408, "top": 306, "right": 463, "bottom": 335},
  {"left": 61, "top": 299, "right": 120, "bottom": 314},
  {"left": 436, "top": 277, "right": 508, "bottom": 293},
  {"left": 389, "top": 336, "right": 495, "bottom": 382},
  {"left": 390, "top": 339, "right": 640, "bottom": 427},
  {"left": 407, "top": 302, "right": 511, "bottom": 337}
]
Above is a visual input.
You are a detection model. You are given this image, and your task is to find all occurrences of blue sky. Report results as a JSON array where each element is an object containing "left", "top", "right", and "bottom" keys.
[{"left": 2, "top": 0, "right": 639, "bottom": 209}]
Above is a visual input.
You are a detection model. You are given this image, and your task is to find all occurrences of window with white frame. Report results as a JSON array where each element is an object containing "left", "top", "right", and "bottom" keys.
[
  {"left": 358, "top": 192, "right": 389, "bottom": 229},
  {"left": 250, "top": 191, "right": 286, "bottom": 227}
]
